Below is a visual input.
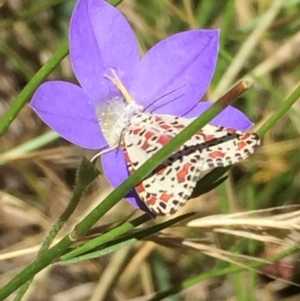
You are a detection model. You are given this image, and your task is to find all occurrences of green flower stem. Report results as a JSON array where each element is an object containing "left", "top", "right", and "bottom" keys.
[
  {"left": 0, "top": 41, "right": 69, "bottom": 137},
  {"left": 62, "top": 214, "right": 151, "bottom": 261},
  {"left": 12, "top": 158, "right": 99, "bottom": 301},
  {"left": 257, "top": 83, "right": 300, "bottom": 137},
  {"left": 109, "top": 0, "right": 124, "bottom": 5},
  {"left": 62, "top": 213, "right": 194, "bottom": 264},
  {"left": 149, "top": 243, "right": 300, "bottom": 301},
  {"left": 0, "top": 85, "right": 240, "bottom": 300},
  {"left": 41, "top": 158, "right": 100, "bottom": 253},
  {"left": 0, "top": 236, "right": 72, "bottom": 301}
]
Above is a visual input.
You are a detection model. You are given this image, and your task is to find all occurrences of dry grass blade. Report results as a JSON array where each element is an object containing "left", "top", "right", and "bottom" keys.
[
  {"left": 188, "top": 206, "right": 300, "bottom": 231},
  {"left": 245, "top": 31, "right": 300, "bottom": 85},
  {"left": 213, "top": 0, "right": 285, "bottom": 98},
  {"left": 182, "top": 240, "right": 300, "bottom": 289},
  {"left": 88, "top": 247, "right": 131, "bottom": 301},
  {"left": 212, "top": 229, "right": 285, "bottom": 245},
  {"left": 183, "top": 240, "right": 268, "bottom": 266}
]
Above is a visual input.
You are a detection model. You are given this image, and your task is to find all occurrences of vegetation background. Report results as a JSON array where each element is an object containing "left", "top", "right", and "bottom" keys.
[{"left": 0, "top": 0, "right": 300, "bottom": 300}]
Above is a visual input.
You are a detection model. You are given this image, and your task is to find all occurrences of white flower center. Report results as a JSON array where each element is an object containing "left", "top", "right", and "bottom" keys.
[
  {"left": 96, "top": 69, "right": 142, "bottom": 147},
  {"left": 97, "top": 96, "right": 140, "bottom": 147}
]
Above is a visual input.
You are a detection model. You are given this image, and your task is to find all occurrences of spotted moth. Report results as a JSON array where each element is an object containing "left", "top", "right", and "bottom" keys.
[{"left": 122, "top": 112, "right": 260, "bottom": 216}]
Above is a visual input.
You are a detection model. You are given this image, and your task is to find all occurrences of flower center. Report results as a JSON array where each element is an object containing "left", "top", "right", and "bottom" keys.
[{"left": 97, "top": 69, "right": 142, "bottom": 147}]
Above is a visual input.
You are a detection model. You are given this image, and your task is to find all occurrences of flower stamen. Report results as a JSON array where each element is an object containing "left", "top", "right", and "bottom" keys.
[{"left": 106, "top": 69, "right": 134, "bottom": 105}]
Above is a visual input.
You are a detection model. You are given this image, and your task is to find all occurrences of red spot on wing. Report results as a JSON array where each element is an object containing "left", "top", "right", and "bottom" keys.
[
  {"left": 196, "top": 132, "right": 215, "bottom": 141},
  {"left": 160, "top": 193, "right": 172, "bottom": 202},
  {"left": 160, "top": 124, "right": 172, "bottom": 130},
  {"left": 141, "top": 131, "right": 155, "bottom": 150},
  {"left": 226, "top": 128, "right": 236, "bottom": 133},
  {"left": 136, "top": 183, "right": 145, "bottom": 193},
  {"left": 209, "top": 150, "right": 225, "bottom": 159},
  {"left": 132, "top": 128, "right": 141, "bottom": 135},
  {"left": 147, "top": 195, "right": 157, "bottom": 205},
  {"left": 237, "top": 141, "right": 246, "bottom": 150},
  {"left": 145, "top": 131, "right": 154, "bottom": 140},
  {"left": 204, "top": 135, "right": 216, "bottom": 142},
  {"left": 176, "top": 163, "right": 192, "bottom": 182},
  {"left": 141, "top": 141, "right": 150, "bottom": 150},
  {"left": 157, "top": 135, "right": 171, "bottom": 145}
]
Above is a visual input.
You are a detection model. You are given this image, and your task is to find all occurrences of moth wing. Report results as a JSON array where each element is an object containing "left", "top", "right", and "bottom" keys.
[
  {"left": 123, "top": 113, "right": 260, "bottom": 216},
  {"left": 192, "top": 124, "right": 261, "bottom": 170}
]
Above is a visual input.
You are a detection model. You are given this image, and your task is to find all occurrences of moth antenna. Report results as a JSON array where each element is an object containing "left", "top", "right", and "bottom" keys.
[
  {"left": 91, "top": 145, "right": 118, "bottom": 162},
  {"left": 143, "top": 84, "right": 186, "bottom": 112},
  {"left": 184, "top": 80, "right": 250, "bottom": 116}
]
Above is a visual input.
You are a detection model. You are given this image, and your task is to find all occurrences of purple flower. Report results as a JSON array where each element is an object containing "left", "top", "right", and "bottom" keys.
[{"left": 30, "top": 0, "right": 253, "bottom": 212}]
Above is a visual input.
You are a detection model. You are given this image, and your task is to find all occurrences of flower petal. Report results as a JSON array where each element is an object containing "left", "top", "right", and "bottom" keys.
[
  {"left": 102, "top": 150, "right": 151, "bottom": 213},
  {"left": 184, "top": 101, "right": 253, "bottom": 131},
  {"left": 130, "top": 29, "right": 219, "bottom": 115},
  {"left": 30, "top": 81, "right": 106, "bottom": 149},
  {"left": 70, "top": 0, "right": 140, "bottom": 104}
]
